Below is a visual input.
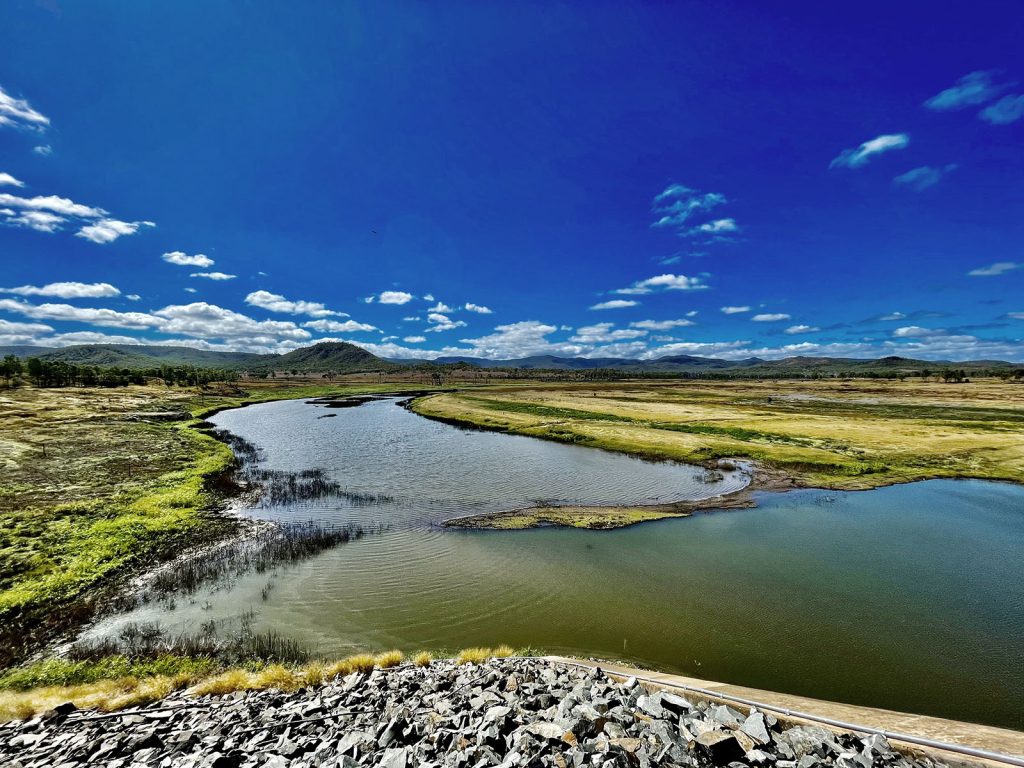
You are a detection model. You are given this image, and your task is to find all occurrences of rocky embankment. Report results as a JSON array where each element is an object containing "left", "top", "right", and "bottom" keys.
[{"left": 1, "top": 658, "right": 948, "bottom": 768}]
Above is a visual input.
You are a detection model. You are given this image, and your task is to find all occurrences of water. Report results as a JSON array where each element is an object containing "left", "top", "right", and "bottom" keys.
[{"left": 87, "top": 397, "right": 1024, "bottom": 729}]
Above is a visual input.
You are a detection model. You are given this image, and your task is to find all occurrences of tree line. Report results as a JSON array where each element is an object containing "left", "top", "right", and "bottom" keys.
[{"left": 1, "top": 355, "right": 240, "bottom": 388}]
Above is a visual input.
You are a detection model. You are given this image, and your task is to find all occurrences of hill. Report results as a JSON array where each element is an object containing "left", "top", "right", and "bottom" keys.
[{"left": 3, "top": 342, "right": 1020, "bottom": 376}]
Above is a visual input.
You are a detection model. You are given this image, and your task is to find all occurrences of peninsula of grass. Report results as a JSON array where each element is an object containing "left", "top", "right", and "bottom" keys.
[{"left": 412, "top": 378, "right": 1024, "bottom": 530}]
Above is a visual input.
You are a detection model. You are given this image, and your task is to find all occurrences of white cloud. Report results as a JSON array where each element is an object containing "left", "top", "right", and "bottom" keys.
[
  {"left": 0, "top": 318, "right": 54, "bottom": 335},
  {"left": 33, "top": 145, "right": 52, "bottom": 156},
  {"left": 184, "top": 287, "right": 198, "bottom": 294},
  {"left": 878, "top": 311, "right": 906, "bottom": 321},
  {"left": 402, "top": 316, "right": 421, "bottom": 322},
  {"left": 0, "top": 172, "right": 24, "bottom": 187},
  {"left": 153, "top": 302, "right": 311, "bottom": 343},
  {"left": 570, "top": 323, "right": 648, "bottom": 343},
  {"left": 830, "top": 133, "right": 909, "bottom": 169},
  {"left": 190, "top": 271, "right": 236, "bottom": 280},
  {"left": 422, "top": 294, "right": 435, "bottom": 302},
  {"left": 980, "top": 94, "right": 1024, "bottom": 125},
  {"left": 893, "top": 164, "right": 957, "bottom": 191},
  {"left": 0, "top": 281, "right": 120, "bottom": 299},
  {"left": 303, "top": 319, "right": 377, "bottom": 333},
  {"left": 244, "top": 290, "right": 341, "bottom": 317},
  {"left": 451, "top": 321, "right": 586, "bottom": 359},
  {"left": 785, "top": 324, "right": 819, "bottom": 335},
  {"left": 465, "top": 302, "right": 492, "bottom": 314},
  {"left": 697, "top": 218, "right": 738, "bottom": 234},
  {"left": 590, "top": 299, "right": 639, "bottom": 310},
  {"left": 126, "top": 294, "right": 141, "bottom": 301},
  {"left": 893, "top": 326, "right": 946, "bottom": 338},
  {"left": 643, "top": 340, "right": 750, "bottom": 358},
  {"left": 425, "top": 313, "right": 467, "bottom": 332},
  {"left": 651, "top": 183, "right": 728, "bottom": 236},
  {"left": 752, "top": 313, "right": 791, "bottom": 322},
  {"left": 720, "top": 305, "right": 750, "bottom": 314},
  {"left": 924, "top": 71, "right": 1010, "bottom": 111},
  {"left": 6, "top": 210, "right": 64, "bottom": 232},
  {"left": 162, "top": 251, "right": 214, "bottom": 267},
  {"left": 0, "top": 298, "right": 160, "bottom": 330},
  {"left": 0, "top": 192, "right": 104, "bottom": 219},
  {"left": 629, "top": 318, "right": 695, "bottom": 330},
  {"left": 1007, "top": 312, "right": 1024, "bottom": 320},
  {"left": 968, "top": 261, "right": 1020, "bottom": 277},
  {"left": 77, "top": 219, "right": 155, "bottom": 244},
  {"left": 0, "top": 85, "right": 50, "bottom": 130},
  {"left": 614, "top": 273, "right": 707, "bottom": 295},
  {"left": 403, "top": 336, "right": 426, "bottom": 343},
  {"left": 377, "top": 290, "right": 413, "bottom": 305},
  {"left": 428, "top": 301, "right": 454, "bottom": 313}
]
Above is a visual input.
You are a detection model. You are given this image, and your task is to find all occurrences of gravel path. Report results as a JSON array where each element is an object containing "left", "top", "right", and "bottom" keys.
[{"left": 1, "top": 658, "right": 949, "bottom": 768}]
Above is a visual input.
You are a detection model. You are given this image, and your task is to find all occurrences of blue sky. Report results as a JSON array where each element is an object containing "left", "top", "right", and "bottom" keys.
[{"left": 1, "top": 1, "right": 1022, "bottom": 361}]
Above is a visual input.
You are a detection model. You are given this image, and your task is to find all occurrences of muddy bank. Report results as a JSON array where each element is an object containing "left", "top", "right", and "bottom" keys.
[{"left": 442, "top": 462, "right": 798, "bottom": 530}]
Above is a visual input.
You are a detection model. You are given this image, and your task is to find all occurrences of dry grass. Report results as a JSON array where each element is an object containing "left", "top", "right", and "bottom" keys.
[
  {"left": 412, "top": 379, "right": 1024, "bottom": 490},
  {"left": 412, "top": 651, "right": 434, "bottom": 667},
  {"left": 374, "top": 650, "right": 404, "bottom": 668}
]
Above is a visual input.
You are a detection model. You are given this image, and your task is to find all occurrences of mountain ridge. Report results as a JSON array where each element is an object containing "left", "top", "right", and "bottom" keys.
[{"left": 2, "top": 341, "right": 1021, "bottom": 374}]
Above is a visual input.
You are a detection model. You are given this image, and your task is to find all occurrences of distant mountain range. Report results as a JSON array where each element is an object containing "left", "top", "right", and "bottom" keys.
[{"left": 1, "top": 342, "right": 1020, "bottom": 375}]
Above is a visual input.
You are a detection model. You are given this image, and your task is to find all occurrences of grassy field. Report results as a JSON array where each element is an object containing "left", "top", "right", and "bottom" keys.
[
  {"left": 0, "top": 379, "right": 443, "bottom": 665},
  {"left": 411, "top": 378, "right": 1024, "bottom": 494}
]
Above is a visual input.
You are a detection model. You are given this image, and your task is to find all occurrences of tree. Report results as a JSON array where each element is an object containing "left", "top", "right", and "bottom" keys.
[{"left": 1, "top": 355, "right": 22, "bottom": 386}]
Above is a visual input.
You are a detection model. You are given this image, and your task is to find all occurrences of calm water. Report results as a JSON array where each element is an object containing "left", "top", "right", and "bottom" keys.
[{"left": 88, "top": 397, "right": 1024, "bottom": 728}]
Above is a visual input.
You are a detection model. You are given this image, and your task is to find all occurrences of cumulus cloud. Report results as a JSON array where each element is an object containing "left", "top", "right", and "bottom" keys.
[
  {"left": 629, "top": 318, "right": 695, "bottom": 330},
  {"left": 153, "top": 302, "right": 311, "bottom": 343},
  {"left": 696, "top": 218, "right": 738, "bottom": 234},
  {"left": 720, "top": 306, "right": 750, "bottom": 314},
  {"left": 245, "top": 290, "right": 341, "bottom": 317},
  {"left": 752, "top": 313, "right": 791, "bottom": 322},
  {"left": 303, "top": 319, "right": 377, "bottom": 333},
  {"left": 979, "top": 94, "right": 1024, "bottom": 125},
  {"left": 968, "top": 262, "right": 1020, "bottom": 277},
  {"left": 0, "top": 281, "right": 120, "bottom": 299},
  {"left": 590, "top": 299, "right": 639, "bottom": 310},
  {"left": 427, "top": 301, "right": 455, "bottom": 313},
  {"left": 190, "top": 271, "right": 236, "bottom": 280},
  {"left": 377, "top": 291, "right": 414, "bottom": 305},
  {"left": 403, "top": 336, "right": 426, "bottom": 343},
  {"left": 76, "top": 218, "right": 155, "bottom": 244},
  {"left": 0, "top": 84, "right": 49, "bottom": 130},
  {"left": 0, "top": 192, "right": 104, "bottom": 219},
  {"left": 465, "top": 302, "right": 492, "bottom": 314},
  {"left": 0, "top": 298, "right": 160, "bottom": 330},
  {"left": 570, "top": 323, "right": 648, "bottom": 343},
  {"left": 0, "top": 172, "right": 24, "bottom": 187},
  {"left": 425, "top": 313, "right": 467, "bottom": 332},
  {"left": 5, "top": 211, "right": 64, "bottom": 232},
  {"left": 893, "top": 325, "right": 946, "bottom": 338},
  {"left": 830, "top": 133, "right": 909, "bottom": 169},
  {"left": 893, "top": 164, "right": 957, "bottom": 191},
  {"left": 785, "top": 324, "right": 819, "bottom": 335},
  {"left": 924, "top": 71, "right": 1010, "bottom": 111},
  {"left": 163, "top": 251, "right": 214, "bottom": 267},
  {"left": 614, "top": 273, "right": 707, "bottom": 295},
  {"left": 451, "top": 321, "right": 585, "bottom": 359}
]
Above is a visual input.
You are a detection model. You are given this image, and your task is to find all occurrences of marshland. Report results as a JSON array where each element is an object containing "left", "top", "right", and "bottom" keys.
[{"left": 1, "top": 375, "right": 1023, "bottom": 730}]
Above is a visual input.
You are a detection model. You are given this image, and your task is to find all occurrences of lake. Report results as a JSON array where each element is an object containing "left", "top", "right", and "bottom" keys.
[{"left": 84, "top": 396, "right": 1024, "bottom": 729}]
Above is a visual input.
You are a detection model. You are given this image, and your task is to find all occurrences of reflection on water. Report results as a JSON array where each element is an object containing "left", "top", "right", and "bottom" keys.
[{"left": 83, "top": 397, "right": 1024, "bottom": 729}]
